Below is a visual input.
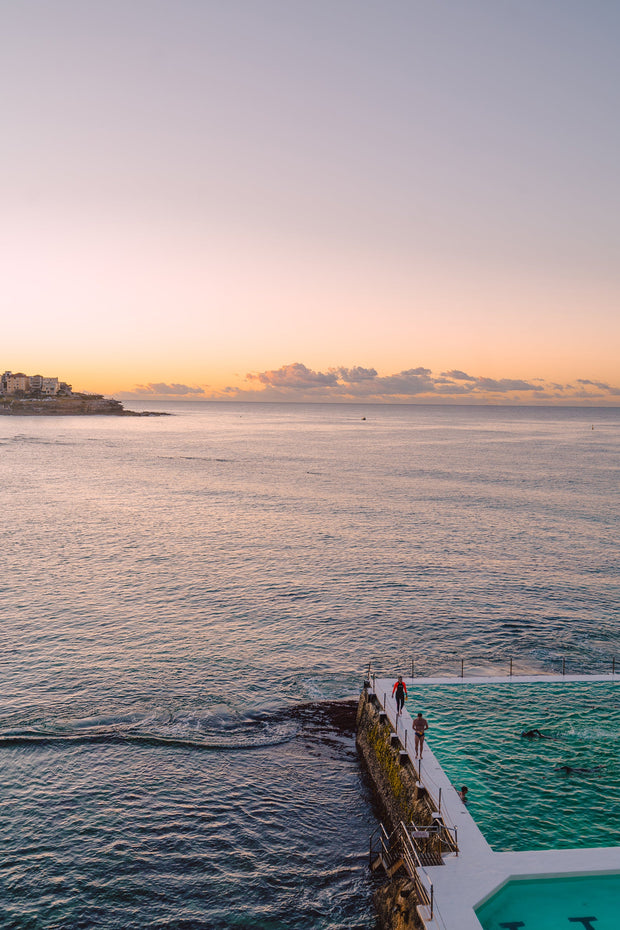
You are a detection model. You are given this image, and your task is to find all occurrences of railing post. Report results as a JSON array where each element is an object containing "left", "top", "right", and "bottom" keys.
[
  {"left": 461, "top": 658, "right": 464, "bottom": 678},
  {"left": 509, "top": 657, "right": 513, "bottom": 677},
  {"left": 562, "top": 658, "right": 566, "bottom": 676},
  {"left": 455, "top": 826, "right": 458, "bottom": 856},
  {"left": 438, "top": 787, "right": 442, "bottom": 813},
  {"left": 404, "top": 729, "right": 407, "bottom": 750},
  {"left": 613, "top": 657, "right": 616, "bottom": 675},
  {"left": 372, "top": 672, "right": 376, "bottom": 691},
  {"left": 383, "top": 692, "right": 386, "bottom": 710},
  {"left": 430, "top": 883, "right": 434, "bottom": 919}
]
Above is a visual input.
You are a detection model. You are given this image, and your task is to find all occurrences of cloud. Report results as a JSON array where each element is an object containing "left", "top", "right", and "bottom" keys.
[
  {"left": 134, "top": 382, "right": 207, "bottom": 396},
  {"left": 368, "top": 368, "right": 436, "bottom": 396},
  {"left": 119, "top": 364, "right": 620, "bottom": 405},
  {"left": 442, "top": 369, "right": 476, "bottom": 381},
  {"left": 226, "top": 364, "right": 620, "bottom": 404},
  {"left": 577, "top": 379, "right": 611, "bottom": 390},
  {"left": 239, "top": 363, "right": 446, "bottom": 399},
  {"left": 246, "top": 362, "right": 339, "bottom": 390},
  {"left": 474, "top": 377, "right": 544, "bottom": 393},
  {"left": 336, "top": 366, "right": 378, "bottom": 382}
]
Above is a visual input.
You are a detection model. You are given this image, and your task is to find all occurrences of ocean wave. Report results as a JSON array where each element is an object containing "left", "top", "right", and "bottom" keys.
[
  {"left": 7, "top": 434, "right": 76, "bottom": 445},
  {"left": 0, "top": 727, "right": 295, "bottom": 751},
  {"left": 0, "top": 699, "right": 358, "bottom": 754},
  {"left": 0, "top": 733, "right": 295, "bottom": 751}
]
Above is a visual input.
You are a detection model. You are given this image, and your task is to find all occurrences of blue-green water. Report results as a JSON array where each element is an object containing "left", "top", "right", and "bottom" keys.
[
  {"left": 475, "top": 872, "right": 620, "bottom": 930},
  {"left": 1, "top": 402, "right": 619, "bottom": 926},
  {"left": 405, "top": 681, "right": 620, "bottom": 850}
]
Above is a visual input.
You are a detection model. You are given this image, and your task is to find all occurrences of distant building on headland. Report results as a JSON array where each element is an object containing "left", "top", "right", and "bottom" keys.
[{"left": 1, "top": 371, "right": 73, "bottom": 397}]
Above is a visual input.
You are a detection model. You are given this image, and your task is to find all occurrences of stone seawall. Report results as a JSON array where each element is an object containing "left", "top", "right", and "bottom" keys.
[
  {"left": 356, "top": 687, "right": 434, "bottom": 831},
  {"left": 356, "top": 688, "right": 434, "bottom": 930}
]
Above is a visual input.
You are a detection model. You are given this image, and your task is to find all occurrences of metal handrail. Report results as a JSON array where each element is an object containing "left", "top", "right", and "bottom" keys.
[
  {"left": 368, "top": 822, "right": 391, "bottom": 865},
  {"left": 369, "top": 822, "right": 401, "bottom": 872},
  {"left": 411, "top": 817, "right": 458, "bottom": 856},
  {"left": 399, "top": 822, "right": 434, "bottom": 917},
  {"left": 436, "top": 819, "right": 458, "bottom": 854},
  {"left": 399, "top": 821, "right": 425, "bottom": 874},
  {"left": 369, "top": 820, "right": 436, "bottom": 919}
]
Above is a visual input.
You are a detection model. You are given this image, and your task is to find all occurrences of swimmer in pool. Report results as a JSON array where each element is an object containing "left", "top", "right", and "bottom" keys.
[
  {"left": 521, "top": 729, "right": 548, "bottom": 739},
  {"left": 554, "top": 764, "right": 603, "bottom": 776}
]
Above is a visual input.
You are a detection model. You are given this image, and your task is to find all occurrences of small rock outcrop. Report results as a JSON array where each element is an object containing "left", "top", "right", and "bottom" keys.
[{"left": 374, "top": 878, "right": 422, "bottom": 930}]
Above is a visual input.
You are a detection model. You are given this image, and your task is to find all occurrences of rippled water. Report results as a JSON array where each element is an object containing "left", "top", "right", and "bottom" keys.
[{"left": 1, "top": 402, "right": 619, "bottom": 927}]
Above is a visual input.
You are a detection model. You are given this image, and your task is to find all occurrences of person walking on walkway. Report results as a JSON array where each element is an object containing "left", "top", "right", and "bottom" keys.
[
  {"left": 392, "top": 676, "right": 407, "bottom": 716},
  {"left": 414, "top": 712, "right": 429, "bottom": 758}
]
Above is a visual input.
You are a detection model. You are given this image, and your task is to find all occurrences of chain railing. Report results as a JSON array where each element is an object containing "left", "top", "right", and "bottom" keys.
[{"left": 367, "top": 655, "right": 618, "bottom": 680}]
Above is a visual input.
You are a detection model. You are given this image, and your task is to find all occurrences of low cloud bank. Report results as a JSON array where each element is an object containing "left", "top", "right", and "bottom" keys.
[
  {"left": 133, "top": 382, "right": 207, "bottom": 396},
  {"left": 120, "top": 364, "right": 620, "bottom": 404},
  {"left": 224, "top": 363, "right": 619, "bottom": 404}
]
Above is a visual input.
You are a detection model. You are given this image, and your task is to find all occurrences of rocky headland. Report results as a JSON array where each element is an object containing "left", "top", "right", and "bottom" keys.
[{"left": 0, "top": 394, "right": 169, "bottom": 416}]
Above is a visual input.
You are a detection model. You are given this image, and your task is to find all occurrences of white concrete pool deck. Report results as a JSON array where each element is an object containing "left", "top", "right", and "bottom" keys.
[{"left": 371, "top": 675, "right": 620, "bottom": 930}]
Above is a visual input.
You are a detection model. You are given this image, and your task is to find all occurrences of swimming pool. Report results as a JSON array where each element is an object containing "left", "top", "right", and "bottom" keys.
[
  {"left": 404, "top": 681, "right": 619, "bottom": 851},
  {"left": 475, "top": 872, "right": 620, "bottom": 930}
]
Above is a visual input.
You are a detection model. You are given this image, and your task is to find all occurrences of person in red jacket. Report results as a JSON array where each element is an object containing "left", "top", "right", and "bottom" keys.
[{"left": 392, "top": 676, "right": 407, "bottom": 716}]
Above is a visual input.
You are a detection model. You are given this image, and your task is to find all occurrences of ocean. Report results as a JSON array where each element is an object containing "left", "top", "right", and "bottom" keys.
[{"left": 1, "top": 402, "right": 618, "bottom": 928}]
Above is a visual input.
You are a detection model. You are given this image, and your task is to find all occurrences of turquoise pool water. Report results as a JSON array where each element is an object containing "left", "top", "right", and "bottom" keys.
[
  {"left": 475, "top": 872, "right": 620, "bottom": 930},
  {"left": 404, "top": 681, "right": 619, "bottom": 851}
]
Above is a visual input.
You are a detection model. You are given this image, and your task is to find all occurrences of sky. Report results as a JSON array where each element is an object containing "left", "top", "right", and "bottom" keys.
[{"left": 2, "top": 0, "right": 619, "bottom": 404}]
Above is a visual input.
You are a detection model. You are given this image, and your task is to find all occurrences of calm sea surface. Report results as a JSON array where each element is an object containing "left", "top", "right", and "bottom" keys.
[{"left": 1, "top": 403, "right": 618, "bottom": 928}]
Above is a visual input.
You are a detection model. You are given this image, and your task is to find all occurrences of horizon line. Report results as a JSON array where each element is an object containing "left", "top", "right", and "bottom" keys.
[{"left": 116, "top": 397, "right": 620, "bottom": 409}]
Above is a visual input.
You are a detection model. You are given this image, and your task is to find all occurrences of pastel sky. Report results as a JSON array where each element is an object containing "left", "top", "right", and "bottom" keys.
[{"left": 2, "top": 1, "right": 619, "bottom": 404}]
